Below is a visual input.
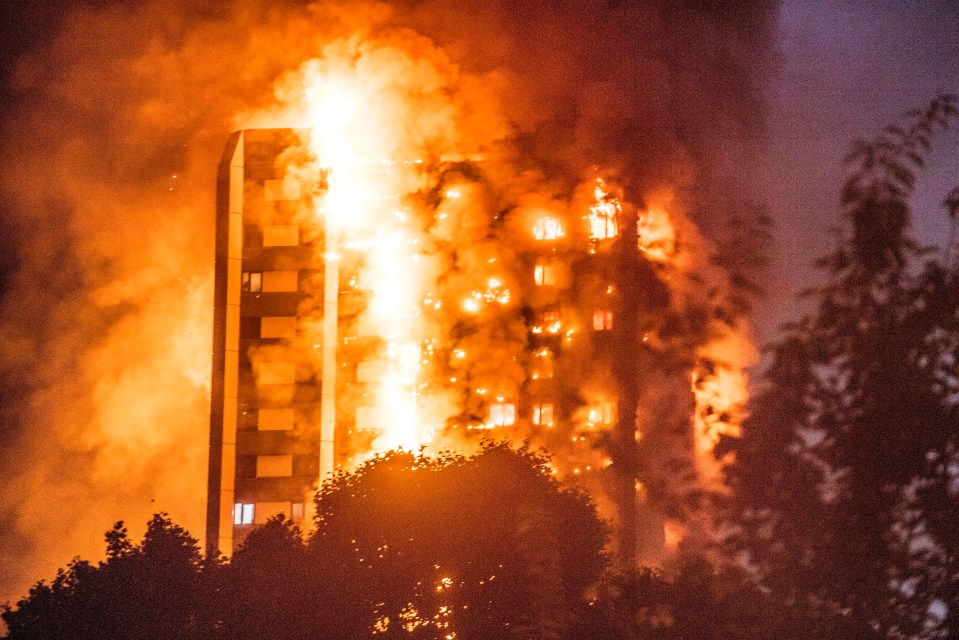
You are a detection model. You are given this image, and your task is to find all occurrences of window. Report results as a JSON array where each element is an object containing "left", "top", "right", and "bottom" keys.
[
  {"left": 588, "top": 402, "right": 615, "bottom": 425},
  {"left": 588, "top": 203, "right": 619, "bottom": 239},
  {"left": 533, "top": 217, "right": 563, "bottom": 240},
  {"left": 239, "top": 316, "right": 261, "bottom": 339},
  {"left": 260, "top": 316, "right": 296, "bottom": 339},
  {"left": 534, "top": 260, "right": 557, "bottom": 286},
  {"left": 256, "top": 455, "right": 293, "bottom": 478},
  {"left": 262, "top": 224, "right": 300, "bottom": 246},
  {"left": 532, "top": 402, "right": 554, "bottom": 426},
  {"left": 254, "top": 501, "right": 290, "bottom": 525},
  {"left": 291, "top": 502, "right": 305, "bottom": 521},
  {"left": 488, "top": 403, "right": 516, "bottom": 427},
  {"left": 261, "top": 270, "right": 299, "bottom": 292},
  {"left": 588, "top": 179, "right": 621, "bottom": 239},
  {"left": 243, "top": 225, "right": 263, "bottom": 248},
  {"left": 242, "top": 271, "right": 262, "bottom": 292},
  {"left": 532, "top": 310, "right": 561, "bottom": 335},
  {"left": 593, "top": 310, "right": 613, "bottom": 331},
  {"left": 234, "top": 503, "right": 254, "bottom": 526}
]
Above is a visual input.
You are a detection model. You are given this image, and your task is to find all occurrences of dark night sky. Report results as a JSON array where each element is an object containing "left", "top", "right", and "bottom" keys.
[{"left": 756, "top": 0, "right": 959, "bottom": 341}]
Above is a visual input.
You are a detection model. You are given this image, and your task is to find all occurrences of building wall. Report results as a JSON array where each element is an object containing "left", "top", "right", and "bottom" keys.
[
  {"left": 208, "top": 129, "right": 668, "bottom": 563},
  {"left": 208, "top": 129, "right": 324, "bottom": 555}
]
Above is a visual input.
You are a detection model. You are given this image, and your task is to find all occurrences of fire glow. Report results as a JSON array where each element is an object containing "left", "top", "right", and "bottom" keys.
[
  {"left": 0, "top": 0, "right": 780, "bottom": 607},
  {"left": 240, "top": 25, "right": 755, "bottom": 557},
  {"left": 304, "top": 65, "right": 433, "bottom": 453}
]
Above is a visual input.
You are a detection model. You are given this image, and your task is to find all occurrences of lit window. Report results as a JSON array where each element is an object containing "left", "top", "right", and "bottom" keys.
[
  {"left": 588, "top": 179, "right": 621, "bottom": 240},
  {"left": 488, "top": 403, "right": 516, "bottom": 427},
  {"left": 534, "top": 260, "right": 557, "bottom": 286},
  {"left": 533, "top": 402, "right": 554, "bottom": 426},
  {"left": 234, "top": 503, "right": 254, "bottom": 526},
  {"left": 291, "top": 502, "right": 305, "bottom": 521},
  {"left": 256, "top": 455, "right": 293, "bottom": 478},
  {"left": 533, "top": 217, "right": 563, "bottom": 240},
  {"left": 262, "top": 224, "right": 300, "bottom": 247},
  {"left": 593, "top": 310, "right": 613, "bottom": 331},
  {"left": 261, "top": 270, "right": 299, "bottom": 292},
  {"left": 532, "top": 310, "right": 561, "bottom": 335},
  {"left": 588, "top": 203, "right": 619, "bottom": 239},
  {"left": 588, "top": 402, "right": 615, "bottom": 425},
  {"left": 242, "top": 272, "right": 262, "bottom": 292}
]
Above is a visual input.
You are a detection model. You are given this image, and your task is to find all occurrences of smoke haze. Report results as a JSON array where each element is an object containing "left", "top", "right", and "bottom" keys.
[{"left": 0, "top": 0, "right": 777, "bottom": 603}]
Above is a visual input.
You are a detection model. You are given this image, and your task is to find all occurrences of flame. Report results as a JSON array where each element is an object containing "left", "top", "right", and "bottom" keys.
[
  {"left": 587, "top": 178, "right": 620, "bottom": 240},
  {"left": 690, "top": 331, "right": 751, "bottom": 487},
  {"left": 301, "top": 57, "right": 433, "bottom": 454},
  {"left": 638, "top": 191, "right": 678, "bottom": 262}
]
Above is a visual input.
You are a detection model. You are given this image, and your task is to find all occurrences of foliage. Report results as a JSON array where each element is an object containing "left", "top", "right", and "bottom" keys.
[
  {"left": 1, "top": 514, "right": 214, "bottom": 640},
  {"left": 306, "top": 442, "right": 608, "bottom": 640},
  {"left": 3, "top": 444, "right": 611, "bottom": 640},
  {"left": 4, "top": 441, "right": 808, "bottom": 639},
  {"left": 723, "top": 95, "right": 959, "bottom": 638}
]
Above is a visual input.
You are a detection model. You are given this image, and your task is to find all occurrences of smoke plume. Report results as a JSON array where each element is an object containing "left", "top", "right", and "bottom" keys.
[{"left": 0, "top": 0, "right": 777, "bottom": 603}]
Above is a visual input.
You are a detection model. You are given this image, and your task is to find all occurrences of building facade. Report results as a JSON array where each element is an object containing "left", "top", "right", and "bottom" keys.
[
  {"left": 208, "top": 128, "right": 686, "bottom": 562},
  {"left": 207, "top": 129, "right": 329, "bottom": 555}
]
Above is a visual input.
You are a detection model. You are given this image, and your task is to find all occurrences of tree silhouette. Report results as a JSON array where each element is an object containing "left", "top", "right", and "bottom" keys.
[
  {"left": 3, "top": 444, "right": 610, "bottom": 640},
  {"left": 723, "top": 95, "right": 959, "bottom": 638},
  {"left": 2, "top": 514, "right": 212, "bottom": 640},
  {"left": 301, "top": 442, "right": 607, "bottom": 640}
]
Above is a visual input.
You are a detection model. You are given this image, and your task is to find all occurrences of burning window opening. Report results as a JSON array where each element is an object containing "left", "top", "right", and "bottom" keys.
[
  {"left": 587, "top": 402, "right": 614, "bottom": 426},
  {"left": 533, "top": 216, "right": 564, "bottom": 240},
  {"left": 481, "top": 278, "right": 511, "bottom": 304},
  {"left": 587, "top": 179, "right": 620, "bottom": 240},
  {"left": 531, "top": 310, "right": 562, "bottom": 335},
  {"left": 530, "top": 348, "right": 555, "bottom": 380},
  {"left": 487, "top": 402, "right": 516, "bottom": 428}
]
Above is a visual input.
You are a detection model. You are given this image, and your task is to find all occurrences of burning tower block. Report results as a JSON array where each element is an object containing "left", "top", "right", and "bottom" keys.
[{"left": 208, "top": 127, "right": 720, "bottom": 565}]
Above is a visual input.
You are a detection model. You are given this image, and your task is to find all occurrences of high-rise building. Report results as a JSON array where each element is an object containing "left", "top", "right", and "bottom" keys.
[
  {"left": 208, "top": 128, "right": 702, "bottom": 562},
  {"left": 207, "top": 129, "right": 329, "bottom": 555}
]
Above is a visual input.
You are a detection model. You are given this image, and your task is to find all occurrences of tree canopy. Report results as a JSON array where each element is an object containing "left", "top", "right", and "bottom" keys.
[
  {"left": 722, "top": 95, "right": 959, "bottom": 639},
  {"left": 4, "top": 442, "right": 785, "bottom": 640}
]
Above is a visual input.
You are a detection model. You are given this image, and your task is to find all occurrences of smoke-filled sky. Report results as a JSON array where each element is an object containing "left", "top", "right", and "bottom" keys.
[
  {"left": 0, "top": 0, "right": 955, "bottom": 606},
  {"left": 755, "top": 0, "right": 959, "bottom": 341}
]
